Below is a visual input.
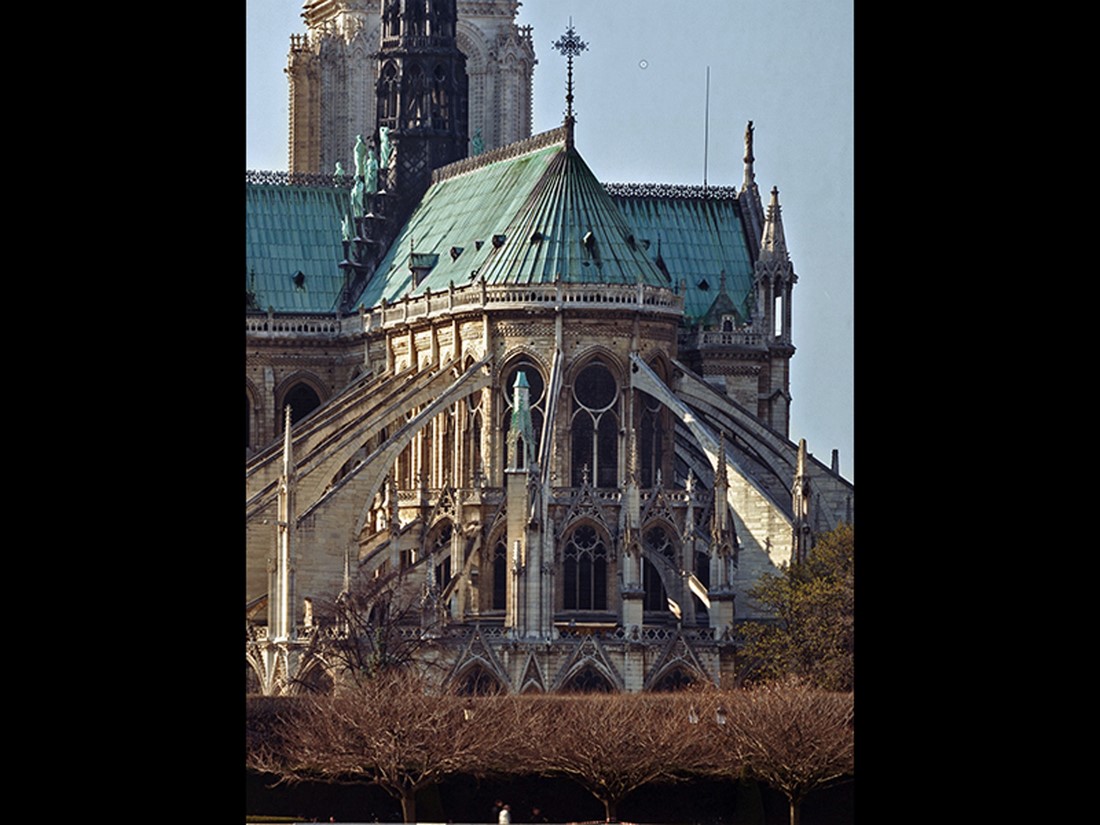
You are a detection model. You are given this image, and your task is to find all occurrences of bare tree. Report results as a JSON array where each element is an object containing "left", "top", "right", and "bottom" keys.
[
  {"left": 698, "top": 681, "right": 854, "bottom": 825},
  {"left": 248, "top": 670, "right": 519, "bottom": 823},
  {"left": 297, "top": 567, "right": 442, "bottom": 689},
  {"left": 515, "top": 693, "right": 707, "bottom": 821}
]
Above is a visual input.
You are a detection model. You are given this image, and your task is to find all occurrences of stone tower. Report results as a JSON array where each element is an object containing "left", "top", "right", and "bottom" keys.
[
  {"left": 375, "top": 0, "right": 469, "bottom": 214},
  {"left": 286, "top": 0, "right": 534, "bottom": 176}
]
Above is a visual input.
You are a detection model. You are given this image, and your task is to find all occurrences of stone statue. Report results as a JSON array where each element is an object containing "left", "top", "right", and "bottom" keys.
[
  {"left": 354, "top": 134, "right": 368, "bottom": 178},
  {"left": 350, "top": 177, "right": 365, "bottom": 219},
  {"left": 334, "top": 161, "right": 346, "bottom": 179},
  {"left": 379, "top": 126, "right": 393, "bottom": 170},
  {"left": 472, "top": 129, "right": 484, "bottom": 156},
  {"left": 365, "top": 148, "right": 379, "bottom": 194},
  {"left": 341, "top": 213, "right": 351, "bottom": 242}
]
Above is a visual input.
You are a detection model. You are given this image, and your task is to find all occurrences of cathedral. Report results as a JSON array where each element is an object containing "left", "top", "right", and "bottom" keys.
[{"left": 246, "top": 0, "right": 854, "bottom": 696}]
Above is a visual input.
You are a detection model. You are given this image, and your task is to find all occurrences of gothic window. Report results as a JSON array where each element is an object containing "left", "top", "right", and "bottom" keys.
[
  {"left": 651, "top": 667, "right": 696, "bottom": 692},
  {"left": 499, "top": 359, "right": 545, "bottom": 473},
  {"left": 437, "top": 407, "right": 455, "bottom": 488},
  {"left": 281, "top": 383, "right": 321, "bottom": 428},
  {"left": 692, "top": 548, "right": 710, "bottom": 623},
  {"left": 465, "top": 390, "right": 483, "bottom": 486},
  {"left": 407, "top": 64, "right": 425, "bottom": 127},
  {"left": 562, "top": 524, "right": 608, "bottom": 611},
  {"left": 643, "top": 525, "right": 677, "bottom": 613},
  {"left": 571, "top": 361, "right": 619, "bottom": 488},
  {"left": 380, "top": 62, "right": 398, "bottom": 126},
  {"left": 563, "top": 665, "right": 613, "bottom": 693},
  {"left": 408, "top": 0, "right": 425, "bottom": 36},
  {"left": 431, "top": 65, "right": 449, "bottom": 130},
  {"left": 638, "top": 390, "right": 664, "bottom": 488},
  {"left": 643, "top": 558, "right": 665, "bottom": 612},
  {"left": 455, "top": 665, "right": 502, "bottom": 695},
  {"left": 383, "top": 2, "right": 400, "bottom": 38},
  {"left": 491, "top": 540, "right": 507, "bottom": 610},
  {"left": 431, "top": 521, "right": 453, "bottom": 589}
]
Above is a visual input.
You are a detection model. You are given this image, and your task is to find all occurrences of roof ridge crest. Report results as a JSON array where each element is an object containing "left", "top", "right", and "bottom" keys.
[{"left": 431, "top": 126, "right": 567, "bottom": 184}]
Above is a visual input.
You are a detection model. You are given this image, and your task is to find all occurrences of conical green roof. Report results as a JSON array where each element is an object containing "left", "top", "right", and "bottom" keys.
[{"left": 357, "top": 128, "right": 671, "bottom": 307}]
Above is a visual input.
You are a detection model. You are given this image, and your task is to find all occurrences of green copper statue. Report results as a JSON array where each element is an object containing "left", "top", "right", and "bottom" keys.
[
  {"left": 354, "top": 134, "right": 368, "bottom": 179},
  {"left": 350, "top": 177, "right": 365, "bottom": 219},
  {"left": 379, "top": 127, "right": 393, "bottom": 170},
  {"left": 472, "top": 129, "right": 484, "bottom": 156},
  {"left": 365, "top": 148, "right": 379, "bottom": 195}
]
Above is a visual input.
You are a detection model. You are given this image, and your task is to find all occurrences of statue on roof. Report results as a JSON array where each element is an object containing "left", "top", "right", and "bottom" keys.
[
  {"left": 471, "top": 129, "right": 484, "bottom": 157},
  {"left": 379, "top": 126, "right": 393, "bottom": 170},
  {"left": 365, "top": 148, "right": 379, "bottom": 194},
  {"left": 354, "top": 134, "right": 368, "bottom": 178},
  {"left": 350, "top": 177, "right": 365, "bottom": 218},
  {"left": 334, "top": 161, "right": 346, "bottom": 179}
]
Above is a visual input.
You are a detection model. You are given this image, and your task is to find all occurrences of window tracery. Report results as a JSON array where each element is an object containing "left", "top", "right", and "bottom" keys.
[
  {"left": 562, "top": 524, "right": 608, "bottom": 611},
  {"left": 570, "top": 360, "right": 619, "bottom": 488}
]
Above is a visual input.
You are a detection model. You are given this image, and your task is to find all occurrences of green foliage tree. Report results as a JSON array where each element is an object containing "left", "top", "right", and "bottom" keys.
[{"left": 740, "top": 524, "right": 854, "bottom": 690}]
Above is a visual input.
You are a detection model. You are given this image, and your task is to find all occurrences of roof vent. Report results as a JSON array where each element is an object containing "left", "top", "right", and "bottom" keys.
[
  {"left": 626, "top": 234, "right": 636, "bottom": 249},
  {"left": 293, "top": 271, "right": 306, "bottom": 290},
  {"left": 492, "top": 234, "right": 506, "bottom": 249},
  {"left": 698, "top": 278, "right": 710, "bottom": 291},
  {"left": 450, "top": 246, "right": 464, "bottom": 261},
  {"left": 530, "top": 231, "right": 543, "bottom": 243},
  {"left": 475, "top": 240, "right": 484, "bottom": 251}
]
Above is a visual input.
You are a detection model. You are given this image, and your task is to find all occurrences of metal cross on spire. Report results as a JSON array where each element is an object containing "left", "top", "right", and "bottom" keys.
[{"left": 552, "top": 18, "right": 587, "bottom": 135}]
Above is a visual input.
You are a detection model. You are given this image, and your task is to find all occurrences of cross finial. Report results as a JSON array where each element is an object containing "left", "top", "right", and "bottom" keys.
[{"left": 552, "top": 18, "right": 587, "bottom": 145}]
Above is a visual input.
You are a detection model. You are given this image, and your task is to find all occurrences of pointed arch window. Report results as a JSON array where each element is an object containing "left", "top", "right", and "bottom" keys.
[
  {"left": 642, "top": 525, "right": 677, "bottom": 613},
  {"left": 499, "top": 359, "right": 545, "bottom": 474},
  {"left": 562, "top": 524, "right": 608, "bottom": 610},
  {"left": 379, "top": 62, "right": 398, "bottom": 126},
  {"left": 281, "top": 383, "right": 321, "bottom": 429},
  {"left": 431, "top": 521, "right": 453, "bottom": 591},
  {"left": 571, "top": 361, "right": 619, "bottom": 488},
  {"left": 464, "top": 389, "right": 483, "bottom": 486},
  {"left": 563, "top": 665, "right": 613, "bottom": 693},
  {"left": 491, "top": 540, "right": 507, "bottom": 610}
]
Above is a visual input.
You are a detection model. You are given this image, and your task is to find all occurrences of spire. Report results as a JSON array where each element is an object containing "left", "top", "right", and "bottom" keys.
[
  {"left": 507, "top": 370, "right": 536, "bottom": 471},
  {"left": 273, "top": 405, "right": 297, "bottom": 642},
  {"left": 711, "top": 431, "right": 731, "bottom": 549},
  {"left": 552, "top": 19, "right": 587, "bottom": 149},
  {"left": 281, "top": 404, "right": 294, "bottom": 481},
  {"left": 792, "top": 438, "right": 812, "bottom": 565},
  {"left": 759, "top": 186, "right": 789, "bottom": 262},
  {"left": 742, "top": 120, "right": 756, "bottom": 188}
]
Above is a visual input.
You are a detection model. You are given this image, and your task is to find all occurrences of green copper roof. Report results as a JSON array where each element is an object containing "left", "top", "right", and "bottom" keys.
[
  {"left": 245, "top": 183, "right": 348, "bottom": 313},
  {"left": 358, "top": 130, "right": 671, "bottom": 306},
  {"left": 608, "top": 190, "right": 755, "bottom": 324}
]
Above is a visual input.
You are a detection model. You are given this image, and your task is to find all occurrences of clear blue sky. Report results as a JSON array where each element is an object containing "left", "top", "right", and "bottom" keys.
[{"left": 246, "top": 0, "right": 854, "bottom": 482}]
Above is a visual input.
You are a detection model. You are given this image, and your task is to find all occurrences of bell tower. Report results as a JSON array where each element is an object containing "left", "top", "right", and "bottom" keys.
[{"left": 375, "top": 0, "right": 469, "bottom": 217}]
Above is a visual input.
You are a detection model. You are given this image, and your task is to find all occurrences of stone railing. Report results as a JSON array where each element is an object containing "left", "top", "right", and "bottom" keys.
[
  {"left": 246, "top": 312, "right": 363, "bottom": 338},
  {"left": 604, "top": 181, "right": 741, "bottom": 200},
  {"left": 690, "top": 329, "right": 766, "bottom": 348},
  {"left": 364, "top": 281, "right": 683, "bottom": 331},
  {"left": 246, "top": 169, "right": 354, "bottom": 189}
]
